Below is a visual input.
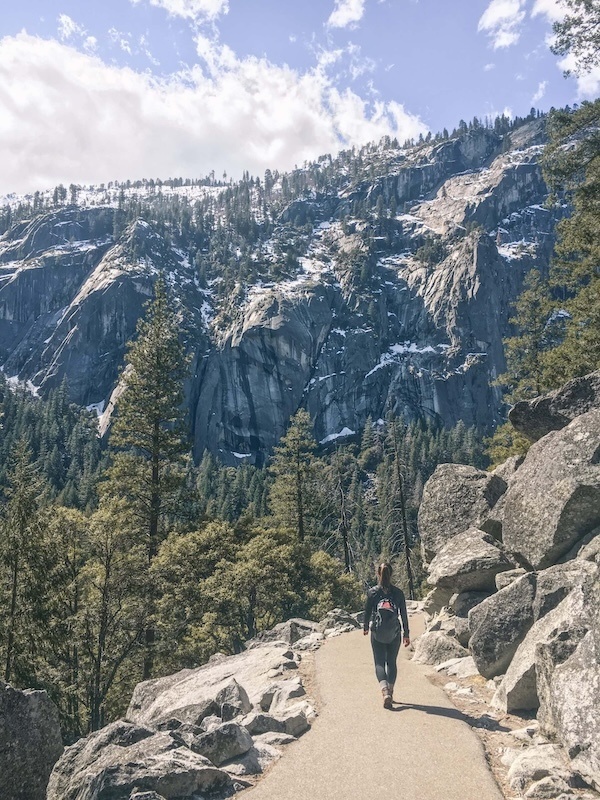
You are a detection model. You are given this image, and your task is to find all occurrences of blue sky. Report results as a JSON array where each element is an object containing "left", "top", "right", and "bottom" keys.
[{"left": 0, "top": 0, "right": 597, "bottom": 195}]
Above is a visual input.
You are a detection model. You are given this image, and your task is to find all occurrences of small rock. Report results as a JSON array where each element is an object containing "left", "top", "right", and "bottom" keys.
[
  {"left": 523, "top": 776, "right": 573, "bottom": 798},
  {"left": 191, "top": 722, "right": 254, "bottom": 767},
  {"left": 507, "top": 744, "right": 572, "bottom": 792}
]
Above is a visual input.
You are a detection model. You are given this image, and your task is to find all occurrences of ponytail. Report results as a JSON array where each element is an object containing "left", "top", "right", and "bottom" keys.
[{"left": 377, "top": 562, "right": 392, "bottom": 591}]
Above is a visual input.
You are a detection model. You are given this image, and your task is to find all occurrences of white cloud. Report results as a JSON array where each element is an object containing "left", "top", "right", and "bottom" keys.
[
  {"left": 109, "top": 28, "right": 133, "bottom": 55},
  {"left": 531, "top": 79, "right": 548, "bottom": 102},
  {"left": 478, "top": 0, "right": 526, "bottom": 48},
  {"left": 131, "top": 0, "right": 229, "bottom": 21},
  {"left": 484, "top": 63, "right": 496, "bottom": 71},
  {"left": 57, "top": 14, "right": 85, "bottom": 41},
  {"left": 531, "top": 0, "right": 565, "bottom": 23},
  {"left": 327, "top": 0, "right": 366, "bottom": 29},
  {"left": 0, "top": 33, "right": 426, "bottom": 194},
  {"left": 558, "top": 53, "right": 600, "bottom": 97}
]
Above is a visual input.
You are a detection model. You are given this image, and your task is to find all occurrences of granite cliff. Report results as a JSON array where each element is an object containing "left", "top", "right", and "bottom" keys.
[{"left": 0, "top": 118, "right": 560, "bottom": 464}]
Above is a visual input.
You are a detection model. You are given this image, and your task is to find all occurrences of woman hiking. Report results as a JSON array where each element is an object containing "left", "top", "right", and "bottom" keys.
[{"left": 363, "top": 562, "right": 410, "bottom": 709}]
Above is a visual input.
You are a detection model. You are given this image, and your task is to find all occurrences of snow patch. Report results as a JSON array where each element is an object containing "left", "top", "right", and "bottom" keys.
[{"left": 320, "top": 427, "right": 356, "bottom": 445}]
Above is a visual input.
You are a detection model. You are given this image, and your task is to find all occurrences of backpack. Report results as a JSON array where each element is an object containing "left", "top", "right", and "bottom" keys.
[{"left": 372, "top": 592, "right": 401, "bottom": 644}]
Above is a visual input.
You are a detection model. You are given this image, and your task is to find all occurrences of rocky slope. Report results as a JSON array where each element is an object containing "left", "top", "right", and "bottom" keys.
[
  {"left": 0, "top": 119, "right": 561, "bottom": 464},
  {"left": 414, "top": 370, "right": 600, "bottom": 798},
  {"left": 44, "top": 613, "right": 359, "bottom": 800}
]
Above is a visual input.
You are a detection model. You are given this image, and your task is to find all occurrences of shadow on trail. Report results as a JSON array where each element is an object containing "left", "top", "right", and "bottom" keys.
[{"left": 390, "top": 702, "right": 511, "bottom": 732}]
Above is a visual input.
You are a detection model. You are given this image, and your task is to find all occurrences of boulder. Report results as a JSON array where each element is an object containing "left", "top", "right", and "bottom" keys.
[
  {"left": 454, "top": 616, "right": 471, "bottom": 647},
  {"left": 246, "top": 618, "right": 319, "bottom": 648},
  {"left": 254, "top": 731, "right": 296, "bottom": 747},
  {"left": 491, "top": 454, "right": 525, "bottom": 482},
  {"left": 506, "top": 744, "right": 573, "bottom": 793},
  {"left": 292, "top": 631, "right": 325, "bottom": 651},
  {"left": 422, "top": 585, "right": 453, "bottom": 621},
  {"left": 46, "top": 721, "right": 231, "bottom": 800},
  {"left": 468, "top": 572, "right": 536, "bottom": 678},
  {"left": 412, "top": 631, "right": 469, "bottom": 666},
  {"left": 450, "top": 590, "right": 492, "bottom": 617},
  {"left": 274, "top": 706, "right": 310, "bottom": 737},
  {"left": 191, "top": 722, "right": 253, "bottom": 767},
  {"left": 222, "top": 742, "right": 281, "bottom": 777},
  {"left": 435, "top": 656, "right": 480, "bottom": 679},
  {"left": 523, "top": 776, "right": 572, "bottom": 798},
  {"left": 241, "top": 712, "right": 285, "bottom": 736},
  {"left": 533, "top": 561, "right": 597, "bottom": 621},
  {"left": 495, "top": 568, "right": 527, "bottom": 591},
  {"left": 261, "top": 677, "right": 306, "bottom": 714},
  {"left": 0, "top": 682, "right": 63, "bottom": 800},
  {"left": 318, "top": 608, "right": 360, "bottom": 635},
  {"left": 215, "top": 678, "right": 252, "bottom": 721},
  {"left": 537, "top": 630, "right": 600, "bottom": 791},
  {"left": 127, "top": 642, "right": 297, "bottom": 728},
  {"left": 509, "top": 370, "right": 600, "bottom": 441},
  {"left": 491, "top": 583, "right": 588, "bottom": 712},
  {"left": 427, "top": 528, "right": 515, "bottom": 592},
  {"left": 503, "top": 410, "right": 600, "bottom": 569},
  {"left": 418, "top": 464, "right": 507, "bottom": 559}
]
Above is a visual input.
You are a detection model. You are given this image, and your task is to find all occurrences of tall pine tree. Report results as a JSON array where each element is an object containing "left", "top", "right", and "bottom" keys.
[{"left": 104, "top": 275, "right": 189, "bottom": 678}]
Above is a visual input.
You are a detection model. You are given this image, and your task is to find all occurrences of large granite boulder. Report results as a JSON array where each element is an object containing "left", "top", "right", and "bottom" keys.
[
  {"left": 427, "top": 528, "right": 515, "bottom": 592},
  {"left": 468, "top": 573, "right": 537, "bottom": 678},
  {"left": 418, "top": 465, "right": 507, "bottom": 559},
  {"left": 537, "top": 630, "right": 600, "bottom": 791},
  {"left": 0, "top": 682, "right": 63, "bottom": 800},
  {"left": 46, "top": 722, "right": 231, "bottom": 800},
  {"left": 502, "top": 410, "right": 600, "bottom": 569},
  {"left": 509, "top": 370, "right": 600, "bottom": 441},
  {"left": 491, "top": 581, "right": 590, "bottom": 712},
  {"left": 127, "top": 643, "right": 298, "bottom": 728},
  {"left": 412, "top": 631, "right": 469, "bottom": 666}
]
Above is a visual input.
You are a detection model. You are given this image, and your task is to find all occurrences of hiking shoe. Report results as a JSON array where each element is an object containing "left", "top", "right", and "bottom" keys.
[{"left": 383, "top": 693, "right": 392, "bottom": 709}]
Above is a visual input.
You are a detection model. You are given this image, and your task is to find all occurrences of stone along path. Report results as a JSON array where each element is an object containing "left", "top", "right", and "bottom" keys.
[{"left": 246, "top": 621, "right": 503, "bottom": 800}]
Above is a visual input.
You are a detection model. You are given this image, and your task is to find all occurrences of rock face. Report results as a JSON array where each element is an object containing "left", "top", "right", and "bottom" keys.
[
  {"left": 0, "top": 682, "right": 63, "bottom": 800},
  {"left": 418, "top": 466, "right": 507, "bottom": 559},
  {"left": 502, "top": 410, "right": 600, "bottom": 569},
  {"left": 510, "top": 370, "right": 600, "bottom": 441},
  {"left": 427, "top": 528, "right": 515, "bottom": 592},
  {"left": 0, "top": 120, "right": 559, "bottom": 464},
  {"left": 412, "top": 631, "right": 469, "bottom": 665}
]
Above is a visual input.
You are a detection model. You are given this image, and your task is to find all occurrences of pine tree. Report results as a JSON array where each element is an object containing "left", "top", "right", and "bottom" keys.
[
  {"left": 269, "top": 409, "right": 318, "bottom": 542},
  {"left": 104, "top": 275, "right": 189, "bottom": 678},
  {"left": 496, "top": 269, "right": 553, "bottom": 402},
  {"left": 0, "top": 438, "right": 46, "bottom": 683}
]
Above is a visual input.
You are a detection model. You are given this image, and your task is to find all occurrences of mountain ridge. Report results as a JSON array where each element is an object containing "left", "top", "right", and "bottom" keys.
[{"left": 0, "top": 116, "right": 562, "bottom": 464}]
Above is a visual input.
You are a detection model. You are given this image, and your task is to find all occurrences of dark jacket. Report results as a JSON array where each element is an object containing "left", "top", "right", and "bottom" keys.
[{"left": 363, "top": 584, "right": 410, "bottom": 638}]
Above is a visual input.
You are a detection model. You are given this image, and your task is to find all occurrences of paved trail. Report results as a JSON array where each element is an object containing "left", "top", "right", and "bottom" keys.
[{"left": 247, "top": 619, "right": 503, "bottom": 800}]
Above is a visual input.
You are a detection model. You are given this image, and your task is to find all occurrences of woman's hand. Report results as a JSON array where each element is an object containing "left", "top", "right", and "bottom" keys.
[{"left": 403, "top": 637, "right": 411, "bottom": 647}]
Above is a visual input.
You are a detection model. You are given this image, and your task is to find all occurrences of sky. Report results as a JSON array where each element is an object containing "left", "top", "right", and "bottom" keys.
[{"left": 0, "top": 0, "right": 598, "bottom": 195}]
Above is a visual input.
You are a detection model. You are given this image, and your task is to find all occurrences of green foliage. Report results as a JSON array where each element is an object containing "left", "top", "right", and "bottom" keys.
[
  {"left": 551, "top": 0, "right": 600, "bottom": 76},
  {"left": 0, "top": 376, "right": 102, "bottom": 508},
  {"left": 496, "top": 269, "right": 554, "bottom": 403},
  {"left": 104, "top": 275, "right": 190, "bottom": 678},
  {"left": 484, "top": 421, "right": 532, "bottom": 468},
  {"left": 415, "top": 236, "right": 447, "bottom": 266},
  {"left": 268, "top": 409, "right": 320, "bottom": 542}
]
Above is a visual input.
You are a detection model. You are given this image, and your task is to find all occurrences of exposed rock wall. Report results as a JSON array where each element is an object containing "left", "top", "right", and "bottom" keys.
[{"left": 0, "top": 121, "right": 561, "bottom": 464}]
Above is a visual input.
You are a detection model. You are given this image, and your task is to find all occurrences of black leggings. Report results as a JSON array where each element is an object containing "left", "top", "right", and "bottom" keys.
[{"left": 370, "top": 632, "right": 401, "bottom": 688}]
